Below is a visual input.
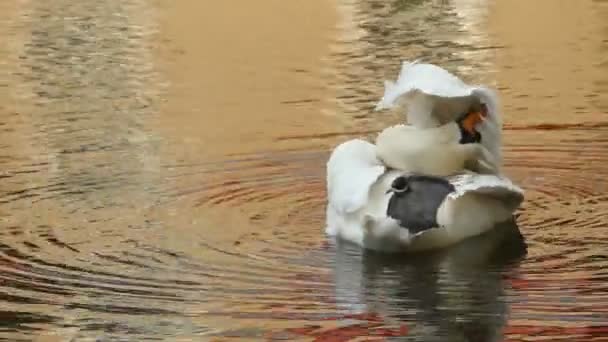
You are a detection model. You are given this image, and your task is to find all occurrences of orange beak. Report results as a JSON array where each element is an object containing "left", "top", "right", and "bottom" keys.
[{"left": 461, "top": 105, "right": 488, "bottom": 134}]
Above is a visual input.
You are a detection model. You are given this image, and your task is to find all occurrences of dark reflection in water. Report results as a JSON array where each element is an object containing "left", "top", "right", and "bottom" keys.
[
  {"left": 0, "top": 0, "right": 607, "bottom": 341},
  {"left": 0, "top": 310, "right": 57, "bottom": 332},
  {"left": 331, "top": 222, "right": 526, "bottom": 342}
]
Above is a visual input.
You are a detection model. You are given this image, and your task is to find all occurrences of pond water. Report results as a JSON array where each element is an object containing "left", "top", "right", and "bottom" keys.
[{"left": 1, "top": 0, "right": 607, "bottom": 341}]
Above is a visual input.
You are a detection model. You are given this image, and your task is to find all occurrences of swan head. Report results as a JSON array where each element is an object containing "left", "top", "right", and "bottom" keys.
[
  {"left": 456, "top": 103, "right": 487, "bottom": 144},
  {"left": 386, "top": 175, "right": 455, "bottom": 234}
]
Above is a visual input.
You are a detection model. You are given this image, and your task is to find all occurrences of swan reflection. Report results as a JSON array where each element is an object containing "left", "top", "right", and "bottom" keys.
[{"left": 332, "top": 220, "right": 527, "bottom": 341}]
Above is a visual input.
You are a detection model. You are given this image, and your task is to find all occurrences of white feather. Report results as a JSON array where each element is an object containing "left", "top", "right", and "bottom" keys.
[
  {"left": 375, "top": 123, "right": 497, "bottom": 176},
  {"left": 375, "top": 61, "right": 503, "bottom": 168},
  {"left": 326, "top": 139, "right": 385, "bottom": 215},
  {"left": 376, "top": 61, "right": 473, "bottom": 113},
  {"left": 325, "top": 139, "right": 524, "bottom": 253}
]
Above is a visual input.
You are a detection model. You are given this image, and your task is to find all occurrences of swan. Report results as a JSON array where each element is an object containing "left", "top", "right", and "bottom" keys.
[
  {"left": 325, "top": 139, "right": 523, "bottom": 252},
  {"left": 375, "top": 60, "right": 503, "bottom": 171},
  {"left": 325, "top": 61, "right": 523, "bottom": 252}
]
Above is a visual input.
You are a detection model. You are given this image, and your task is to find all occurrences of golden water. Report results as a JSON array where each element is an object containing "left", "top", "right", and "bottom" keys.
[{"left": 0, "top": 0, "right": 607, "bottom": 341}]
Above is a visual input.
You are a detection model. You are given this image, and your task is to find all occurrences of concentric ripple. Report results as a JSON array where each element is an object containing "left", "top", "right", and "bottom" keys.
[{"left": 1, "top": 0, "right": 607, "bottom": 341}]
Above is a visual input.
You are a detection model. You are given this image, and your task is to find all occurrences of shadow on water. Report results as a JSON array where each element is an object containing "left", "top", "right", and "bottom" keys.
[{"left": 332, "top": 221, "right": 527, "bottom": 341}]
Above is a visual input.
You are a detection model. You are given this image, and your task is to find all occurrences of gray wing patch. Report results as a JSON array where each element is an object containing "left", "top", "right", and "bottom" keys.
[{"left": 386, "top": 175, "right": 455, "bottom": 234}]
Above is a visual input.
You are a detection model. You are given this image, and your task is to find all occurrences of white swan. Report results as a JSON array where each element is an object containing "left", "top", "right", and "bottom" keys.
[
  {"left": 325, "top": 61, "right": 523, "bottom": 252},
  {"left": 375, "top": 60, "right": 503, "bottom": 170},
  {"left": 325, "top": 139, "right": 523, "bottom": 252}
]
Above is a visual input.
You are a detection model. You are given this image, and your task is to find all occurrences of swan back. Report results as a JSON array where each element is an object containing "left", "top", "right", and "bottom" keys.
[
  {"left": 326, "top": 163, "right": 524, "bottom": 253},
  {"left": 375, "top": 123, "right": 477, "bottom": 176},
  {"left": 420, "top": 173, "right": 523, "bottom": 249}
]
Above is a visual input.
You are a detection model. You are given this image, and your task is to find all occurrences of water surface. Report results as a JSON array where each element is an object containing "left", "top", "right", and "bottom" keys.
[{"left": 1, "top": 0, "right": 607, "bottom": 341}]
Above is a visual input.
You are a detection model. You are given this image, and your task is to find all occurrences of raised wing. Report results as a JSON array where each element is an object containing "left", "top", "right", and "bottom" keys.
[
  {"left": 376, "top": 61, "right": 472, "bottom": 110},
  {"left": 326, "top": 139, "right": 386, "bottom": 214},
  {"left": 375, "top": 61, "right": 500, "bottom": 130}
]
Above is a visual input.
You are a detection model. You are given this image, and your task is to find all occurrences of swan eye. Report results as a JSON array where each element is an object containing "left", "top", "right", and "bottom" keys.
[{"left": 391, "top": 177, "right": 409, "bottom": 193}]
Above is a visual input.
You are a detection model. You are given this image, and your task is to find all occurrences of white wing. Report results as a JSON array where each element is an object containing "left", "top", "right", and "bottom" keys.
[
  {"left": 326, "top": 139, "right": 386, "bottom": 214},
  {"left": 376, "top": 61, "right": 472, "bottom": 108},
  {"left": 375, "top": 61, "right": 500, "bottom": 130},
  {"left": 375, "top": 61, "right": 504, "bottom": 166},
  {"left": 447, "top": 173, "right": 524, "bottom": 212},
  {"left": 431, "top": 172, "right": 524, "bottom": 238}
]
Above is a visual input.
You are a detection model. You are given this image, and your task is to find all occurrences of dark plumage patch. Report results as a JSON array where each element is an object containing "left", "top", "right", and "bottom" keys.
[
  {"left": 458, "top": 128, "right": 481, "bottom": 144},
  {"left": 386, "top": 175, "right": 455, "bottom": 234}
]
